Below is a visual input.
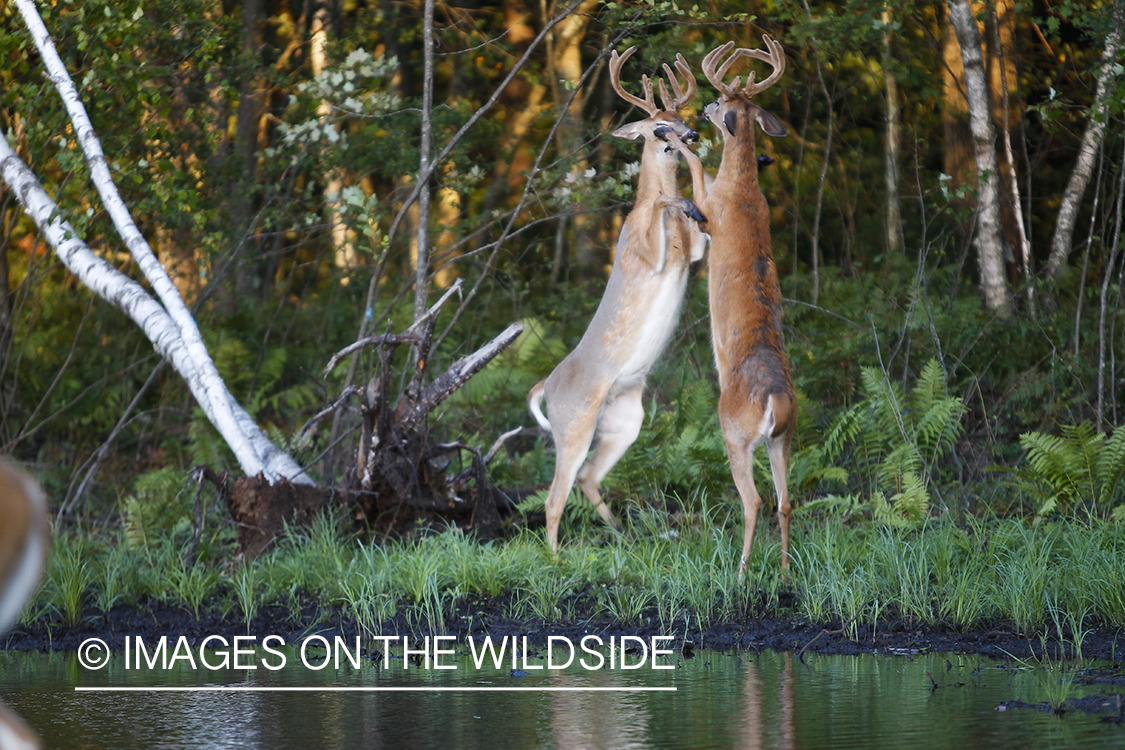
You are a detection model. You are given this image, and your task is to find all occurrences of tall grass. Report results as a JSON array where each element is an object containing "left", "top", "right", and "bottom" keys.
[{"left": 28, "top": 507, "right": 1125, "bottom": 640}]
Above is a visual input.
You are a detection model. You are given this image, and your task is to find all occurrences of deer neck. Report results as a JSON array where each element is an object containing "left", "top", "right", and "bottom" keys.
[
  {"left": 634, "top": 142, "right": 679, "bottom": 205},
  {"left": 716, "top": 125, "right": 760, "bottom": 188}
]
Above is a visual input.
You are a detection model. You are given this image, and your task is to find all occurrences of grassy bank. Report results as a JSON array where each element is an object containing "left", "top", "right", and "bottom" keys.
[{"left": 21, "top": 502, "right": 1125, "bottom": 651}]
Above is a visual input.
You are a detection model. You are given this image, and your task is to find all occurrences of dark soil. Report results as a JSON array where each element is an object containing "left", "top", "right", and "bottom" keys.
[{"left": 4, "top": 594, "right": 1124, "bottom": 666}]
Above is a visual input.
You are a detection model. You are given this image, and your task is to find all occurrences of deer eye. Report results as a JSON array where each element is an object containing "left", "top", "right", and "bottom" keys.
[{"left": 653, "top": 127, "right": 671, "bottom": 142}]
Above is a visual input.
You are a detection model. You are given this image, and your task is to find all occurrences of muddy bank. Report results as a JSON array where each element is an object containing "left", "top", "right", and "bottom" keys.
[{"left": 4, "top": 596, "right": 1123, "bottom": 665}]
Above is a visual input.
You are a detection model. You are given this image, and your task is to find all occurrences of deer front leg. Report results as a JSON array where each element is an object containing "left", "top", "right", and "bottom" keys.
[
  {"left": 667, "top": 134, "right": 708, "bottom": 205},
  {"left": 575, "top": 384, "right": 645, "bottom": 532},
  {"left": 648, "top": 196, "right": 706, "bottom": 273},
  {"left": 687, "top": 220, "right": 711, "bottom": 263}
]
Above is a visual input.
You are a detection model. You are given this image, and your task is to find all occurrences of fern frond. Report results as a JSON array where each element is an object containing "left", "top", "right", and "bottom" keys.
[
  {"left": 879, "top": 443, "right": 923, "bottom": 487},
  {"left": 889, "top": 471, "right": 930, "bottom": 522},
  {"left": 914, "top": 396, "right": 966, "bottom": 457},
  {"left": 1096, "top": 427, "right": 1125, "bottom": 508},
  {"left": 823, "top": 404, "right": 863, "bottom": 462},
  {"left": 1020, "top": 430, "right": 1086, "bottom": 507},
  {"left": 911, "top": 358, "right": 947, "bottom": 416}
]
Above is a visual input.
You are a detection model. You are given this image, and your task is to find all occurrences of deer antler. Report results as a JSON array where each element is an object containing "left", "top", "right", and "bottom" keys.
[
  {"left": 658, "top": 53, "right": 696, "bottom": 111},
  {"left": 702, "top": 35, "right": 786, "bottom": 99},
  {"left": 609, "top": 46, "right": 660, "bottom": 117}
]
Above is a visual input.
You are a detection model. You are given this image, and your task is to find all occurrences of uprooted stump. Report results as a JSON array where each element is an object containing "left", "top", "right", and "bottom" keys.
[
  {"left": 227, "top": 474, "right": 331, "bottom": 559},
  {"left": 346, "top": 319, "right": 524, "bottom": 541},
  {"left": 214, "top": 313, "right": 525, "bottom": 558},
  {"left": 287, "top": 313, "right": 526, "bottom": 545}
]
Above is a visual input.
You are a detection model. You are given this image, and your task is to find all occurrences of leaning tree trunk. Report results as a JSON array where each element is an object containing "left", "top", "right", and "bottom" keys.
[
  {"left": 10, "top": 0, "right": 311, "bottom": 484},
  {"left": 1046, "top": 8, "right": 1124, "bottom": 281},
  {"left": 0, "top": 139, "right": 308, "bottom": 484},
  {"left": 947, "top": 0, "right": 1014, "bottom": 315}
]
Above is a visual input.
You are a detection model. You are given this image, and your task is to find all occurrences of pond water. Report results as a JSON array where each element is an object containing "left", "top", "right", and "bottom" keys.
[{"left": 1, "top": 638, "right": 1123, "bottom": 749}]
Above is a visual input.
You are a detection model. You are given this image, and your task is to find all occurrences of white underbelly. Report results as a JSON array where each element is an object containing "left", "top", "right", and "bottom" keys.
[{"left": 618, "top": 269, "right": 689, "bottom": 380}]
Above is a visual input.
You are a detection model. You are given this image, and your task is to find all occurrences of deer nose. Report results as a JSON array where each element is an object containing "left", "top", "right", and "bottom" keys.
[{"left": 685, "top": 129, "right": 699, "bottom": 144}]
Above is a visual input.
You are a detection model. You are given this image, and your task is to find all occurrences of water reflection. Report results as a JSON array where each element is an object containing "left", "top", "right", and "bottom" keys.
[
  {"left": 1, "top": 648, "right": 1123, "bottom": 749},
  {"left": 738, "top": 652, "right": 795, "bottom": 750}
]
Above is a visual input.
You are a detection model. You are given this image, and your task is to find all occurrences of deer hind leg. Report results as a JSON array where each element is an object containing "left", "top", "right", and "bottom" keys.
[
  {"left": 543, "top": 395, "right": 605, "bottom": 555},
  {"left": 575, "top": 384, "right": 644, "bottom": 532},
  {"left": 767, "top": 433, "right": 792, "bottom": 571},
  {"left": 721, "top": 392, "right": 769, "bottom": 581},
  {"left": 726, "top": 436, "right": 763, "bottom": 582}
]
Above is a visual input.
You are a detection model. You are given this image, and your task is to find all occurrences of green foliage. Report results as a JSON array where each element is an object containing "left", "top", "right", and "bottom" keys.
[
  {"left": 121, "top": 468, "right": 192, "bottom": 546},
  {"left": 1018, "top": 423, "right": 1125, "bottom": 518},
  {"left": 612, "top": 379, "right": 727, "bottom": 500},
  {"left": 1, "top": 0, "right": 1120, "bottom": 549}
]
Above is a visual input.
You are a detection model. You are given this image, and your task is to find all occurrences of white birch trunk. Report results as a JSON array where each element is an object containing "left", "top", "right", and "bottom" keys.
[
  {"left": 948, "top": 0, "right": 1014, "bottom": 315},
  {"left": 1046, "top": 13, "right": 1123, "bottom": 281},
  {"left": 9, "top": 0, "right": 311, "bottom": 483},
  {"left": 0, "top": 138, "right": 307, "bottom": 483}
]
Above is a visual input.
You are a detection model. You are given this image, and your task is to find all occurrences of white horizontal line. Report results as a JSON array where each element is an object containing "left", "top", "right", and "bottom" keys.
[{"left": 75, "top": 686, "right": 676, "bottom": 693}]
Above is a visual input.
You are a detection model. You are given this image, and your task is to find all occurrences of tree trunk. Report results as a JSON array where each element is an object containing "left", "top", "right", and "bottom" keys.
[
  {"left": 947, "top": 0, "right": 1013, "bottom": 314},
  {"left": 9, "top": 0, "right": 311, "bottom": 483},
  {"left": 1098, "top": 137, "right": 1125, "bottom": 428},
  {"left": 1046, "top": 9, "right": 1124, "bottom": 281},
  {"left": 432, "top": 185, "right": 463, "bottom": 287},
  {"left": 546, "top": 0, "right": 599, "bottom": 270},
  {"left": 802, "top": 0, "right": 834, "bottom": 305},
  {"left": 941, "top": 5, "right": 975, "bottom": 198},
  {"left": 414, "top": 0, "right": 435, "bottom": 323},
  {"left": 882, "top": 8, "right": 903, "bottom": 257},
  {"left": 311, "top": 7, "right": 357, "bottom": 274},
  {"left": 0, "top": 138, "right": 310, "bottom": 484},
  {"left": 226, "top": 0, "right": 268, "bottom": 311},
  {"left": 989, "top": 0, "right": 1033, "bottom": 303}
]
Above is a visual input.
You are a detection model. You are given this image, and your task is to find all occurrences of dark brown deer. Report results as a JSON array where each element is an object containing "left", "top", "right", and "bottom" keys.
[
  {"left": 673, "top": 37, "right": 794, "bottom": 576},
  {"left": 528, "top": 49, "right": 709, "bottom": 553}
]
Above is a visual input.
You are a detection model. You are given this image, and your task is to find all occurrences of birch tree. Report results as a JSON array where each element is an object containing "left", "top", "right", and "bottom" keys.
[
  {"left": 947, "top": 0, "right": 1014, "bottom": 314},
  {"left": 1046, "top": 4, "right": 1124, "bottom": 281},
  {"left": 7, "top": 0, "right": 311, "bottom": 484}
]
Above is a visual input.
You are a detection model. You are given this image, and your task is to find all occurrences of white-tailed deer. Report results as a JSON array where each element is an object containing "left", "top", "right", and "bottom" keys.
[
  {"left": 529, "top": 48, "right": 709, "bottom": 553},
  {"left": 673, "top": 37, "right": 794, "bottom": 576},
  {"left": 0, "top": 461, "right": 47, "bottom": 750}
]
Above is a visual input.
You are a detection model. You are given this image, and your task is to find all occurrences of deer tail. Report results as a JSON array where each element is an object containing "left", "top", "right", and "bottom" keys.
[{"left": 528, "top": 380, "right": 552, "bottom": 435}]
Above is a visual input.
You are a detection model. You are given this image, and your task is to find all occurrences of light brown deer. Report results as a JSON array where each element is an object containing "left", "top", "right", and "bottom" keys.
[
  {"left": 529, "top": 48, "right": 709, "bottom": 553},
  {"left": 0, "top": 461, "right": 47, "bottom": 750},
  {"left": 672, "top": 37, "right": 794, "bottom": 576}
]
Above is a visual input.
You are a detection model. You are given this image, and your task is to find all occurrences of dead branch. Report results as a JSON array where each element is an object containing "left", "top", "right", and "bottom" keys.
[
  {"left": 484, "top": 425, "right": 524, "bottom": 465},
  {"left": 296, "top": 385, "right": 361, "bottom": 442},
  {"left": 397, "top": 322, "right": 524, "bottom": 432},
  {"left": 323, "top": 334, "right": 421, "bottom": 376}
]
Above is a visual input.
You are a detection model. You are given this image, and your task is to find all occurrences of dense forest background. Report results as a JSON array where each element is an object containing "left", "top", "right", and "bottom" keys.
[{"left": 1, "top": 0, "right": 1123, "bottom": 531}]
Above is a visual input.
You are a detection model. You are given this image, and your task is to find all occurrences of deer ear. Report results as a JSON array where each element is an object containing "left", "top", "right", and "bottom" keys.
[
  {"left": 612, "top": 122, "right": 644, "bottom": 140},
  {"left": 724, "top": 111, "right": 738, "bottom": 137},
  {"left": 755, "top": 110, "right": 788, "bottom": 137}
]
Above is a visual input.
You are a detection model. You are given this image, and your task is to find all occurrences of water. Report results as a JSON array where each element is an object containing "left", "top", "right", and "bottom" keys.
[{"left": 2, "top": 641, "right": 1123, "bottom": 749}]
